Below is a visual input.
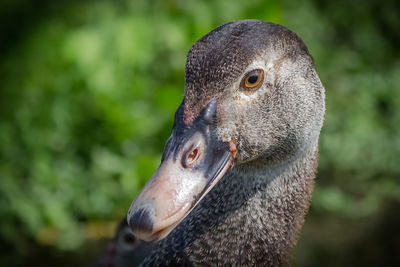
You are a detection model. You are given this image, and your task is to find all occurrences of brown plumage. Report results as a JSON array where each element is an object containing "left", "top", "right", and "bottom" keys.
[{"left": 127, "top": 19, "right": 325, "bottom": 266}]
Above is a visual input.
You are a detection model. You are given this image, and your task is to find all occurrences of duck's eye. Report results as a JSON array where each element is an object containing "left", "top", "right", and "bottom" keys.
[
  {"left": 123, "top": 231, "right": 136, "bottom": 246},
  {"left": 241, "top": 69, "right": 264, "bottom": 90},
  {"left": 118, "top": 228, "right": 140, "bottom": 250}
]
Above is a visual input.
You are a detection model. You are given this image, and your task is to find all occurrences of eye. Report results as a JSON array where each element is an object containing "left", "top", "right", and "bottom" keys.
[
  {"left": 240, "top": 69, "right": 264, "bottom": 91},
  {"left": 123, "top": 231, "right": 136, "bottom": 245},
  {"left": 119, "top": 228, "right": 139, "bottom": 249}
]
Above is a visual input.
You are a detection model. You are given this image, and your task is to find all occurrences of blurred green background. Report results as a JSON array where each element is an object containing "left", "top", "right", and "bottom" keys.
[{"left": 0, "top": 0, "right": 399, "bottom": 266}]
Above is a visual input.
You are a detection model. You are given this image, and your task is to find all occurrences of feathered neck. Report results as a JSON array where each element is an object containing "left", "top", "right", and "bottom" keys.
[{"left": 141, "top": 143, "right": 319, "bottom": 266}]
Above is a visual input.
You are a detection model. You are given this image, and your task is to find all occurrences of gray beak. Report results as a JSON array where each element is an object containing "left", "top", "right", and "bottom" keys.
[{"left": 127, "top": 99, "right": 234, "bottom": 242}]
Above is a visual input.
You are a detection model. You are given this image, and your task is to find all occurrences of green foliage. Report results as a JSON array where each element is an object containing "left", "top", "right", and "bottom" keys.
[
  {"left": 0, "top": 0, "right": 282, "bottom": 253},
  {"left": 0, "top": 0, "right": 399, "bottom": 266},
  {"left": 286, "top": 0, "right": 400, "bottom": 217}
]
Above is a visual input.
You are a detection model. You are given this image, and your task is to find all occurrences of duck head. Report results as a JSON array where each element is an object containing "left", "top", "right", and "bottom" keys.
[{"left": 127, "top": 20, "right": 325, "bottom": 242}]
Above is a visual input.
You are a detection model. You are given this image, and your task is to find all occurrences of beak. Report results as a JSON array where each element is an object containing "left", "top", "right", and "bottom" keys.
[{"left": 127, "top": 99, "right": 233, "bottom": 242}]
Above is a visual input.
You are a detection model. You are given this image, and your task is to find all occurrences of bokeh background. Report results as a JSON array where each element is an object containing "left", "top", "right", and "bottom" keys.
[{"left": 0, "top": 0, "right": 399, "bottom": 266}]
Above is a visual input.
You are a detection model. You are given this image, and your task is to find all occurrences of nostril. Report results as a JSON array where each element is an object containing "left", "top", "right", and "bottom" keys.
[
  {"left": 128, "top": 208, "right": 154, "bottom": 234},
  {"left": 182, "top": 146, "right": 202, "bottom": 168},
  {"left": 188, "top": 148, "right": 198, "bottom": 162}
]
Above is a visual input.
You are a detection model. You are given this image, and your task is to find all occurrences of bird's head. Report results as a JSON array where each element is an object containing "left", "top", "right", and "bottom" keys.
[{"left": 127, "top": 20, "right": 325, "bottom": 242}]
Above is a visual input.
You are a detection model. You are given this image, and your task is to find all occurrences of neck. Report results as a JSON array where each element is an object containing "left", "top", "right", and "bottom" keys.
[{"left": 142, "top": 144, "right": 319, "bottom": 266}]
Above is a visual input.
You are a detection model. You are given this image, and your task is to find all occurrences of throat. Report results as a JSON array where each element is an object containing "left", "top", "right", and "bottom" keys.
[{"left": 144, "top": 146, "right": 318, "bottom": 266}]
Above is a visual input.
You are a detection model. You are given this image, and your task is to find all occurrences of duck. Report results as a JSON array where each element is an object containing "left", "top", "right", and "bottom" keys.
[
  {"left": 95, "top": 217, "right": 154, "bottom": 267},
  {"left": 127, "top": 19, "right": 325, "bottom": 266}
]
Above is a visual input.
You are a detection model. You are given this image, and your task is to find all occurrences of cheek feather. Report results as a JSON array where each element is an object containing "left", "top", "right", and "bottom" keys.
[{"left": 183, "top": 109, "right": 196, "bottom": 125}]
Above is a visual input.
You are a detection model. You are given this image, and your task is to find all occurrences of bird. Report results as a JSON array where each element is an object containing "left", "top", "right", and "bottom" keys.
[
  {"left": 95, "top": 217, "right": 154, "bottom": 267},
  {"left": 127, "top": 19, "right": 325, "bottom": 266}
]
